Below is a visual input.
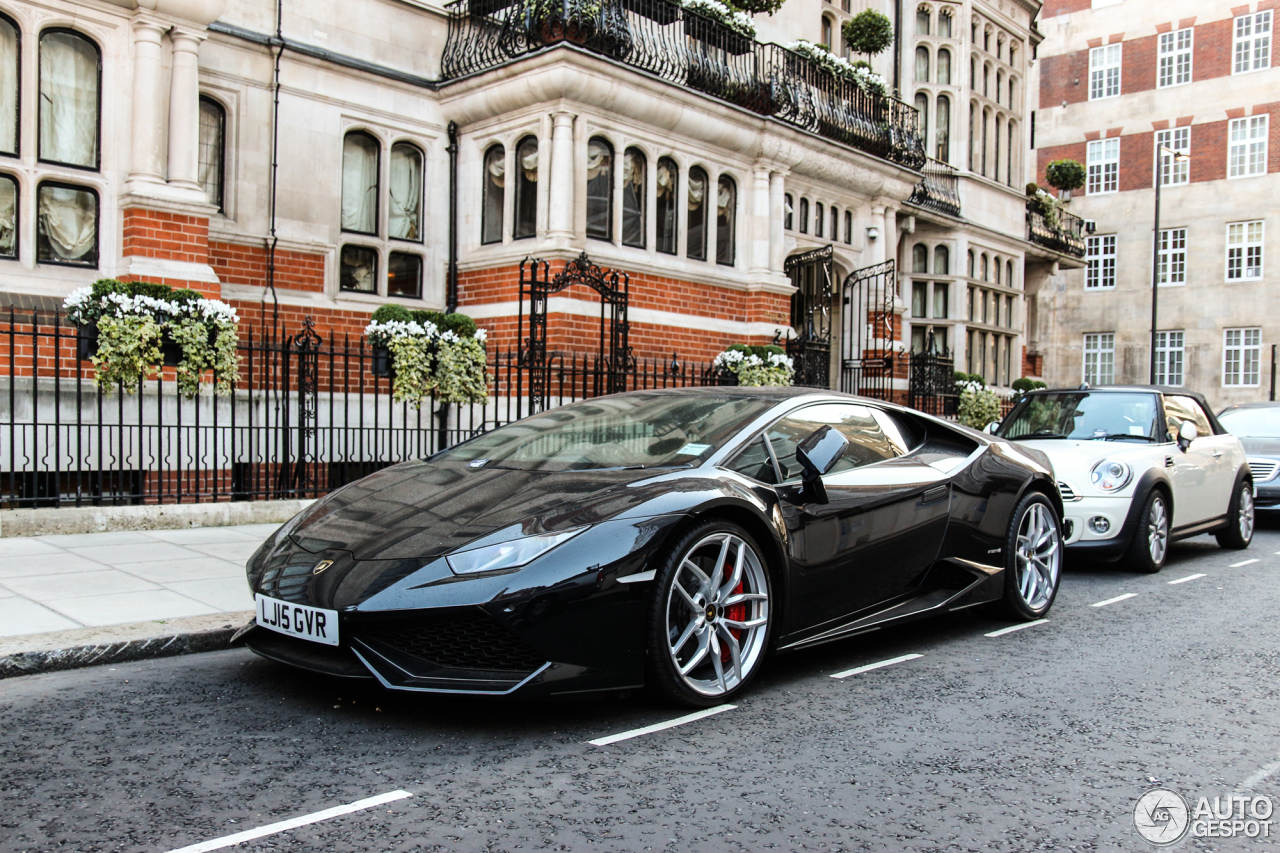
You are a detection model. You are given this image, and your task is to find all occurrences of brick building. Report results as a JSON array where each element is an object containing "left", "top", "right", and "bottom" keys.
[{"left": 1031, "top": 0, "right": 1279, "bottom": 408}]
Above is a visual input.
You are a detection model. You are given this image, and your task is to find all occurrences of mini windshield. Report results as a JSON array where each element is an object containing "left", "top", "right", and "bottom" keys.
[
  {"left": 998, "top": 392, "right": 1161, "bottom": 442},
  {"left": 435, "top": 393, "right": 775, "bottom": 471},
  {"left": 1219, "top": 407, "right": 1280, "bottom": 438}
]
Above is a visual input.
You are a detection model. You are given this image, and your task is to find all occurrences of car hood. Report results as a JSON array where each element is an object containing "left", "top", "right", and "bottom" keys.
[
  {"left": 286, "top": 459, "right": 666, "bottom": 561},
  {"left": 1238, "top": 437, "right": 1280, "bottom": 457},
  {"left": 1012, "top": 439, "right": 1161, "bottom": 484}
]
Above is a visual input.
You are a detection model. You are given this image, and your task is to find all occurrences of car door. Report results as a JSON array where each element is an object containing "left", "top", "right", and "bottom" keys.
[
  {"left": 1163, "top": 395, "right": 1230, "bottom": 526},
  {"left": 766, "top": 403, "right": 952, "bottom": 632}
]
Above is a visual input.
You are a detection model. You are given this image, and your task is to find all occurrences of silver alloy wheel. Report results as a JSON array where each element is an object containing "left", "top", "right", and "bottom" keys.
[
  {"left": 664, "top": 532, "right": 769, "bottom": 698},
  {"left": 1015, "top": 502, "right": 1061, "bottom": 611},
  {"left": 1148, "top": 494, "right": 1169, "bottom": 564},
  {"left": 1239, "top": 487, "right": 1255, "bottom": 541}
]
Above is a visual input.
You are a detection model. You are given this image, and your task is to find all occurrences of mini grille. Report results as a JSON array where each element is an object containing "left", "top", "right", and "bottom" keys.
[
  {"left": 361, "top": 613, "right": 547, "bottom": 672},
  {"left": 1248, "top": 459, "right": 1280, "bottom": 483},
  {"left": 1058, "top": 480, "right": 1081, "bottom": 502}
]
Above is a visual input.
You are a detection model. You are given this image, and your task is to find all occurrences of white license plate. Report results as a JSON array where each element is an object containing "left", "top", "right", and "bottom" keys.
[{"left": 255, "top": 594, "right": 339, "bottom": 646}]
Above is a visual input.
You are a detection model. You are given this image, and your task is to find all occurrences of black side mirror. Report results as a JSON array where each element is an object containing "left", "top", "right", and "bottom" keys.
[{"left": 795, "top": 425, "right": 849, "bottom": 505}]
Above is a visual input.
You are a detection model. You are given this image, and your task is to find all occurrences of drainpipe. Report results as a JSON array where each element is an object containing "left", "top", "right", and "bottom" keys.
[
  {"left": 446, "top": 121, "right": 459, "bottom": 314},
  {"left": 893, "top": 0, "right": 902, "bottom": 94},
  {"left": 263, "top": 0, "right": 283, "bottom": 341}
]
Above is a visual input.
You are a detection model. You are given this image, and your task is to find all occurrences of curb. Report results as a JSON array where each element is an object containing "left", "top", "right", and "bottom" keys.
[
  {"left": 0, "top": 612, "right": 254, "bottom": 679},
  {"left": 0, "top": 499, "right": 314, "bottom": 538}
]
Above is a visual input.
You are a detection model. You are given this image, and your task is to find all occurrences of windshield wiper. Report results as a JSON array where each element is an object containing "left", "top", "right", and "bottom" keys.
[
  {"left": 1017, "top": 431, "right": 1069, "bottom": 439},
  {"left": 1100, "top": 433, "right": 1156, "bottom": 442}
]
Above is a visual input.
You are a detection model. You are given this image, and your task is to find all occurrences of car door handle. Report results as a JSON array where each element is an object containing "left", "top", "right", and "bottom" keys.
[
  {"left": 1212, "top": 450, "right": 1224, "bottom": 459},
  {"left": 921, "top": 485, "right": 949, "bottom": 504}
]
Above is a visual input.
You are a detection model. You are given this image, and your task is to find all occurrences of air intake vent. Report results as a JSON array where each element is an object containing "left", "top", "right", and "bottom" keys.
[
  {"left": 1248, "top": 458, "right": 1280, "bottom": 483},
  {"left": 1058, "top": 480, "right": 1081, "bottom": 502},
  {"left": 360, "top": 612, "right": 546, "bottom": 672}
]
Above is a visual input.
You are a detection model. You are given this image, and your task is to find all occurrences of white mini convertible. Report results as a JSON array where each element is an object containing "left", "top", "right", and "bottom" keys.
[{"left": 993, "top": 385, "right": 1254, "bottom": 572}]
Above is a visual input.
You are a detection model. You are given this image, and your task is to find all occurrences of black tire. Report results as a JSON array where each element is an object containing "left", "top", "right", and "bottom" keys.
[
  {"left": 998, "top": 491, "right": 1063, "bottom": 621},
  {"left": 645, "top": 520, "right": 774, "bottom": 707},
  {"left": 1216, "top": 478, "right": 1255, "bottom": 550},
  {"left": 1125, "top": 489, "right": 1170, "bottom": 573}
]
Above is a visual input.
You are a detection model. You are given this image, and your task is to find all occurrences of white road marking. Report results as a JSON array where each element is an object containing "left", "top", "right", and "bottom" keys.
[
  {"left": 1238, "top": 757, "right": 1280, "bottom": 792},
  {"left": 830, "top": 653, "right": 923, "bottom": 679},
  {"left": 588, "top": 705, "right": 735, "bottom": 747},
  {"left": 984, "top": 619, "right": 1048, "bottom": 638},
  {"left": 1168, "top": 573, "right": 1206, "bottom": 585},
  {"left": 164, "top": 790, "right": 412, "bottom": 853},
  {"left": 1090, "top": 593, "right": 1137, "bottom": 608},
  {"left": 1230, "top": 558, "right": 1260, "bottom": 567}
]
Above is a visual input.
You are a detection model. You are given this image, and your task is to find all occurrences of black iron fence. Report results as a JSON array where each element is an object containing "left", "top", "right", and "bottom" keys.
[
  {"left": 1, "top": 310, "right": 722, "bottom": 509},
  {"left": 441, "top": 0, "right": 926, "bottom": 169},
  {"left": 1026, "top": 202, "right": 1087, "bottom": 257},
  {"left": 907, "top": 156, "right": 962, "bottom": 217}
]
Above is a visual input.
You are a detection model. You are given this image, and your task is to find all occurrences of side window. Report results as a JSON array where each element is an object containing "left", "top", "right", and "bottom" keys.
[
  {"left": 765, "top": 404, "right": 909, "bottom": 480},
  {"left": 725, "top": 435, "right": 778, "bottom": 485},
  {"left": 1164, "top": 395, "right": 1212, "bottom": 438}
]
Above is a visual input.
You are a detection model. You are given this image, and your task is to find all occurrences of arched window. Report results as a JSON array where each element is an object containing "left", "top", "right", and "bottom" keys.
[
  {"left": 1009, "top": 43, "right": 1017, "bottom": 66},
  {"left": 937, "top": 48, "right": 951, "bottom": 84},
  {"left": 586, "top": 137, "right": 613, "bottom": 241},
  {"left": 1008, "top": 77, "right": 1016, "bottom": 108},
  {"left": 390, "top": 142, "right": 423, "bottom": 241},
  {"left": 994, "top": 114, "right": 1002, "bottom": 183},
  {"left": 1, "top": 16, "right": 20, "bottom": 156},
  {"left": 716, "top": 174, "right": 736, "bottom": 266},
  {"left": 821, "top": 16, "right": 833, "bottom": 50},
  {"left": 981, "top": 107, "right": 990, "bottom": 176},
  {"left": 37, "top": 181, "right": 97, "bottom": 266},
  {"left": 914, "top": 93, "right": 929, "bottom": 138},
  {"left": 934, "top": 245, "right": 949, "bottom": 274},
  {"left": 798, "top": 197, "right": 809, "bottom": 234},
  {"left": 1006, "top": 260, "right": 1014, "bottom": 287},
  {"left": 815, "top": 202, "right": 824, "bottom": 238},
  {"left": 843, "top": 210, "right": 852, "bottom": 244},
  {"left": 984, "top": 29, "right": 991, "bottom": 52},
  {"left": 1006, "top": 121, "right": 1015, "bottom": 186},
  {"left": 911, "top": 243, "right": 927, "bottom": 273},
  {"left": 39, "top": 30, "right": 100, "bottom": 169},
  {"left": 994, "top": 256, "right": 1001, "bottom": 284},
  {"left": 970, "top": 57, "right": 976, "bottom": 88},
  {"left": 936, "top": 94, "right": 951, "bottom": 161},
  {"left": 656, "top": 157, "right": 678, "bottom": 254},
  {"left": 983, "top": 65, "right": 989, "bottom": 97},
  {"left": 915, "top": 47, "right": 930, "bottom": 82},
  {"left": 622, "top": 147, "right": 645, "bottom": 249},
  {"left": 481, "top": 143, "right": 504, "bottom": 245},
  {"left": 830, "top": 205, "right": 839, "bottom": 240},
  {"left": 0, "top": 174, "right": 15, "bottom": 258},
  {"left": 198, "top": 97, "right": 225, "bottom": 212},
  {"left": 981, "top": 253, "right": 989, "bottom": 280},
  {"left": 967, "top": 250, "right": 975, "bottom": 277},
  {"left": 968, "top": 101, "right": 976, "bottom": 171},
  {"left": 916, "top": 7, "right": 931, "bottom": 35},
  {"left": 687, "top": 166, "right": 708, "bottom": 261},
  {"left": 938, "top": 11, "right": 952, "bottom": 38},
  {"left": 971, "top": 21, "right": 978, "bottom": 43},
  {"left": 784, "top": 193, "right": 794, "bottom": 230},
  {"left": 996, "top": 71, "right": 1003, "bottom": 105},
  {"left": 511, "top": 136, "right": 537, "bottom": 240},
  {"left": 341, "top": 131, "right": 379, "bottom": 235}
]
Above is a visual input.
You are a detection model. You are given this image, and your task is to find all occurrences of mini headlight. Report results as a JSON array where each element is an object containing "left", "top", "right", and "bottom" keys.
[
  {"left": 445, "top": 527, "right": 587, "bottom": 575},
  {"left": 1090, "top": 459, "right": 1132, "bottom": 492}
]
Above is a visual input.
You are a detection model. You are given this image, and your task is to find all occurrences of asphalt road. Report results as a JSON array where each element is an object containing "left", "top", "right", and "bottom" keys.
[{"left": 4, "top": 524, "right": 1280, "bottom": 853}]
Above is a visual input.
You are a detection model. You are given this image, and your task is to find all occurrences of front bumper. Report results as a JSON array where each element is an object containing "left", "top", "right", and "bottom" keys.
[
  {"left": 1061, "top": 493, "right": 1135, "bottom": 560},
  {"left": 1255, "top": 481, "right": 1280, "bottom": 510}
]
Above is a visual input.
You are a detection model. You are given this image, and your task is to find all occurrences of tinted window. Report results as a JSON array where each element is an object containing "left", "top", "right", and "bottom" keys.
[
  {"left": 766, "top": 404, "right": 909, "bottom": 480},
  {"left": 1164, "top": 395, "right": 1212, "bottom": 438},
  {"left": 726, "top": 435, "right": 778, "bottom": 484}
]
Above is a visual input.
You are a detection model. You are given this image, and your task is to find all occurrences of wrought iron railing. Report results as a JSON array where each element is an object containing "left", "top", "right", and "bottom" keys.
[
  {"left": 1026, "top": 202, "right": 1086, "bottom": 257},
  {"left": 441, "top": 0, "right": 926, "bottom": 168},
  {"left": 907, "top": 156, "right": 961, "bottom": 217}
]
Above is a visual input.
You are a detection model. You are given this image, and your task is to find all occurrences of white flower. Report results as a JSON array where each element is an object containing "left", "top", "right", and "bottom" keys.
[{"left": 473, "top": 328, "right": 488, "bottom": 343}]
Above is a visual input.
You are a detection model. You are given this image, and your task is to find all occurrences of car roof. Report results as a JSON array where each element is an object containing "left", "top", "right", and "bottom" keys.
[{"left": 1219, "top": 401, "right": 1280, "bottom": 412}]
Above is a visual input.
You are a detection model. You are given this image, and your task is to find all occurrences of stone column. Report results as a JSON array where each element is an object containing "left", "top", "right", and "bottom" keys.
[
  {"left": 128, "top": 16, "right": 168, "bottom": 188},
  {"left": 546, "top": 111, "right": 576, "bottom": 240},
  {"left": 869, "top": 203, "right": 887, "bottom": 265},
  {"left": 167, "top": 26, "right": 207, "bottom": 192},
  {"left": 768, "top": 170, "right": 786, "bottom": 274},
  {"left": 749, "top": 164, "right": 770, "bottom": 274}
]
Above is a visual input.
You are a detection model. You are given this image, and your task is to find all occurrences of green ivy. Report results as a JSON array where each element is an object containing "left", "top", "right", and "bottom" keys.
[
  {"left": 388, "top": 335, "right": 435, "bottom": 408},
  {"left": 431, "top": 336, "right": 489, "bottom": 404},
  {"left": 92, "top": 315, "right": 163, "bottom": 391}
]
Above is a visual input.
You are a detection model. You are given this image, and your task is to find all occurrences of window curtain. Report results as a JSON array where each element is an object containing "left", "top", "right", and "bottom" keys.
[
  {"left": 198, "top": 99, "right": 224, "bottom": 211},
  {"left": 938, "top": 13, "right": 951, "bottom": 38},
  {"left": 937, "top": 49, "right": 951, "bottom": 85},
  {"left": 914, "top": 93, "right": 928, "bottom": 137},
  {"left": 38, "top": 184, "right": 96, "bottom": 262},
  {"left": 936, "top": 95, "right": 950, "bottom": 161},
  {"left": 622, "top": 148, "right": 645, "bottom": 249},
  {"left": 0, "top": 175, "right": 15, "bottom": 257},
  {"left": 481, "top": 145, "right": 504, "bottom": 245},
  {"left": 686, "top": 167, "right": 707, "bottom": 260},
  {"left": 39, "top": 31, "right": 99, "bottom": 168},
  {"left": 341, "top": 133, "right": 378, "bottom": 234},
  {"left": 656, "top": 158, "right": 677, "bottom": 254},
  {"left": 914, "top": 47, "right": 929, "bottom": 83},
  {"left": 513, "top": 137, "right": 537, "bottom": 240},
  {"left": 586, "top": 138, "right": 613, "bottom": 240},
  {"left": 389, "top": 143, "right": 422, "bottom": 240},
  {"left": 0, "top": 20, "right": 17, "bottom": 155},
  {"left": 715, "top": 176, "right": 735, "bottom": 266},
  {"left": 934, "top": 245, "right": 949, "bottom": 275}
]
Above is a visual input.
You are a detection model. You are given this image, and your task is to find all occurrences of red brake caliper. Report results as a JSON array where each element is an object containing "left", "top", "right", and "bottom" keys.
[{"left": 721, "top": 579, "right": 746, "bottom": 663}]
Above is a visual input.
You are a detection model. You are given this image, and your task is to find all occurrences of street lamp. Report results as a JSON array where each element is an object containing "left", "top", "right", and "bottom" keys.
[{"left": 1150, "top": 144, "right": 1192, "bottom": 384}]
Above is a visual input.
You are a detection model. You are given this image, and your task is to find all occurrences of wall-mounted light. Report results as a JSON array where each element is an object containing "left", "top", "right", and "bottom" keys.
[{"left": 866, "top": 226, "right": 880, "bottom": 241}]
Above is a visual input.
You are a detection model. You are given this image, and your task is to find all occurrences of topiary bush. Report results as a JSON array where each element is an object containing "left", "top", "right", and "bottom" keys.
[
  {"left": 1045, "top": 159, "right": 1086, "bottom": 193},
  {"left": 958, "top": 386, "right": 1003, "bottom": 430},
  {"left": 842, "top": 9, "right": 893, "bottom": 61},
  {"left": 372, "top": 304, "right": 413, "bottom": 325}
]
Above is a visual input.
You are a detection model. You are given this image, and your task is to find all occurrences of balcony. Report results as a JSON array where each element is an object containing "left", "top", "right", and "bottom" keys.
[
  {"left": 1026, "top": 202, "right": 1086, "bottom": 257},
  {"left": 441, "top": 0, "right": 926, "bottom": 169},
  {"left": 906, "top": 157, "right": 961, "bottom": 217}
]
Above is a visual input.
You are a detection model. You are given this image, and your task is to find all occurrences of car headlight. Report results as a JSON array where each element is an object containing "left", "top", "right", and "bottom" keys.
[
  {"left": 445, "top": 527, "right": 587, "bottom": 575},
  {"left": 1090, "top": 459, "right": 1132, "bottom": 492}
]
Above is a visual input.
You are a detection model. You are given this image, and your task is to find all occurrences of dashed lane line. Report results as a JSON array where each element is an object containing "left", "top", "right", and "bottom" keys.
[
  {"left": 1090, "top": 593, "right": 1137, "bottom": 608},
  {"left": 1237, "top": 756, "right": 1280, "bottom": 793},
  {"left": 164, "top": 790, "right": 413, "bottom": 853},
  {"left": 830, "top": 653, "right": 924, "bottom": 679},
  {"left": 588, "top": 704, "right": 736, "bottom": 747},
  {"left": 1231, "top": 558, "right": 1260, "bottom": 567},
  {"left": 984, "top": 619, "right": 1048, "bottom": 638},
  {"left": 1168, "top": 573, "right": 1207, "bottom": 585}
]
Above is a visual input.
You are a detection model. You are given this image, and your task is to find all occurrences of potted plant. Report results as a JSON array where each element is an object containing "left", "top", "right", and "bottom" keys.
[
  {"left": 365, "top": 305, "right": 489, "bottom": 407},
  {"left": 713, "top": 343, "right": 794, "bottom": 386},
  {"left": 682, "top": 0, "right": 756, "bottom": 55},
  {"left": 786, "top": 40, "right": 888, "bottom": 97},
  {"left": 1044, "top": 158, "right": 1086, "bottom": 202},
  {"left": 529, "top": 0, "right": 605, "bottom": 44},
  {"left": 841, "top": 8, "right": 893, "bottom": 65}
]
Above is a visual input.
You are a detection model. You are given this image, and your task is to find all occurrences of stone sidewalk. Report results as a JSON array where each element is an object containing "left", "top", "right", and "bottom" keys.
[{"left": 0, "top": 524, "right": 273, "bottom": 638}]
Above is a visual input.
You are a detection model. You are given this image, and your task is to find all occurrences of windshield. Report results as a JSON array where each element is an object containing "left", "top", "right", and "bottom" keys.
[
  {"left": 998, "top": 392, "right": 1161, "bottom": 442},
  {"left": 1219, "top": 408, "right": 1280, "bottom": 438},
  {"left": 435, "top": 393, "right": 775, "bottom": 471}
]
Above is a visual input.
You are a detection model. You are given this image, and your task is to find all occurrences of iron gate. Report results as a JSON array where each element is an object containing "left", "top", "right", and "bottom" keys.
[
  {"left": 519, "top": 252, "right": 631, "bottom": 415},
  {"left": 839, "top": 260, "right": 896, "bottom": 399},
  {"left": 785, "top": 246, "right": 834, "bottom": 388},
  {"left": 906, "top": 330, "right": 956, "bottom": 417}
]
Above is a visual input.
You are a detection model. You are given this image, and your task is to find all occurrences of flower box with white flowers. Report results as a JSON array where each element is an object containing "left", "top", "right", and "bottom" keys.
[
  {"left": 713, "top": 343, "right": 795, "bottom": 387},
  {"left": 63, "top": 280, "right": 241, "bottom": 398},
  {"left": 682, "top": 0, "right": 756, "bottom": 55},
  {"left": 365, "top": 305, "right": 489, "bottom": 407}
]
